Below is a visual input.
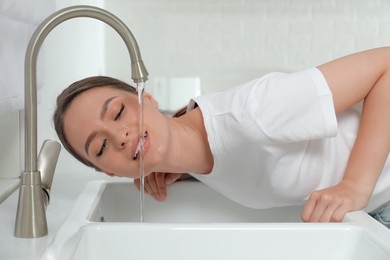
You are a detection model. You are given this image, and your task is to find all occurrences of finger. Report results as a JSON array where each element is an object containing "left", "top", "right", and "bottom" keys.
[
  {"left": 309, "top": 194, "right": 334, "bottom": 222},
  {"left": 165, "top": 173, "right": 182, "bottom": 185},
  {"left": 330, "top": 204, "right": 351, "bottom": 222},
  {"left": 148, "top": 174, "right": 159, "bottom": 194},
  {"left": 331, "top": 197, "right": 354, "bottom": 222},
  {"left": 318, "top": 200, "right": 343, "bottom": 222},
  {"left": 133, "top": 178, "right": 140, "bottom": 191},
  {"left": 301, "top": 194, "right": 318, "bottom": 222},
  {"left": 135, "top": 177, "right": 150, "bottom": 194},
  {"left": 144, "top": 175, "right": 156, "bottom": 196},
  {"left": 155, "top": 172, "right": 167, "bottom": 200},
  {"left": 145, "top": 174, "right": 166, "bottom": 201}
]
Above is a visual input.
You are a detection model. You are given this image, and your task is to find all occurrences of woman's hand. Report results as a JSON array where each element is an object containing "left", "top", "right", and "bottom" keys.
[
  {"left": 301, "top": 180, "right": 371, "bottom": 222},
  {"left": 133, "top": 172, "right": 183, "bottom": 201}
]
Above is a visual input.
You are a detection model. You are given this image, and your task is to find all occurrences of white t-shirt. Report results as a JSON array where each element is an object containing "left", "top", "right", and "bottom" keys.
[{"left": 188, "top": 68, "right": 390, "bottom": 212}]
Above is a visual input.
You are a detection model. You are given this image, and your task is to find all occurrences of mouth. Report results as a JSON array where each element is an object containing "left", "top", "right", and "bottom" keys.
[{"left": 133, "top": 131, "right": 148, "bottom": 160}]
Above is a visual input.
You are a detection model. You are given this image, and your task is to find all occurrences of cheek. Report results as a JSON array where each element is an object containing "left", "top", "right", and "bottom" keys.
[
  {"left": 95, "top": 155, "right": 139, "bottom": 178},
  {"left": 144, "top": 128, "right": 170, "bottom": 173}
]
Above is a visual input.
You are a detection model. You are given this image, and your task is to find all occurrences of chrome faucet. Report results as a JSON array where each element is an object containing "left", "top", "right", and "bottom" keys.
[{"left": 14, "top": 5, "right": 149, "bottom": 238}]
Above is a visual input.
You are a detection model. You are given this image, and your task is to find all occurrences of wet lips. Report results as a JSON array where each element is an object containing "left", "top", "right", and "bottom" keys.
[{"left": 133, "top": 131, "right": 148, "bottom": 160}]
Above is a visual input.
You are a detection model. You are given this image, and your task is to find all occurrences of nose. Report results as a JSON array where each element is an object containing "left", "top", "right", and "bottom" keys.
[
  {"left": 119, "top": 131, "right": 129, "bottom": 148},
  {"left": 109, "top": 126, "right": 130, "bottom": 150}
]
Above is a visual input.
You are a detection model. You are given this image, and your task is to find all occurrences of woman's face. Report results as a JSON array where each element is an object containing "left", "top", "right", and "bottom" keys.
[{"left": 63, "top": 86, "right": 170, "bottom": 178}]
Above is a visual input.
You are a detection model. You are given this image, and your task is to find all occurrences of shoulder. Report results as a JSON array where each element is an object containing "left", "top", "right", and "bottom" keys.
[{"left": 188, "top": 71, "right": 287, "bottom": 116}]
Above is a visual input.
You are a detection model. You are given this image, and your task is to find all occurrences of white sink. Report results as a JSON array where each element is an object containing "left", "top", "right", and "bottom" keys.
[{"left": 43, "top": 180, "right": 390, "bottom": 260}]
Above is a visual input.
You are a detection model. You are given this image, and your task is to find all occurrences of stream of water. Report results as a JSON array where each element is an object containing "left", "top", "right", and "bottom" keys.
[{"left": 136, "top": 82, "right": 145, "bottom": 222}]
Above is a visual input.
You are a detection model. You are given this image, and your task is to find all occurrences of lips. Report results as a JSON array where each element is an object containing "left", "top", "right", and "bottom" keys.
[{"left": 133, "top": 131, "right": 148, "bottom": 160}]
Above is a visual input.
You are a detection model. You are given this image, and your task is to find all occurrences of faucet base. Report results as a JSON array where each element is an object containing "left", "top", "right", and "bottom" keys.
[{"left": 14, "top": 171, "right": 48, "bottom": 238}]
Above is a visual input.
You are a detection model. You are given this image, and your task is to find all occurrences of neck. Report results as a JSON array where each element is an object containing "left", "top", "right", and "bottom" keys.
[{"left": 160, "top": 107, "right": 213, "bottom": 175}]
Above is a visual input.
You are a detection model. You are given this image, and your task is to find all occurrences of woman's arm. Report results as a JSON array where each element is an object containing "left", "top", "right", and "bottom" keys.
[{"left": 302, "top": 47, "right": 390, "bottom": 222}]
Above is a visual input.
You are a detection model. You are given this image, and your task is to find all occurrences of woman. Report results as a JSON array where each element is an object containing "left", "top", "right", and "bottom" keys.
[{"left": 54, "top": 47, "right": 390, "bottom": 226}]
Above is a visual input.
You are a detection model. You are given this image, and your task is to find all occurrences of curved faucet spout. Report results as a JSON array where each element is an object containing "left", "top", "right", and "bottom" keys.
[
  {"left": 15, "top": 5, "right": 149, "bottom": 238},
  {"left": 25, "top": 5, "right": 148, "bottom": 172}
]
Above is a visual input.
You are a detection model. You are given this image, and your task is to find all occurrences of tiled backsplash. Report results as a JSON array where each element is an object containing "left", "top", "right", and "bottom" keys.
[{"left": 104, "top": 0, "right": 390, "bottom": 94}]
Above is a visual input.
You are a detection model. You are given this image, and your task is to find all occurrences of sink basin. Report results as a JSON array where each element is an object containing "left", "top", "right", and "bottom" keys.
[
  {"left": 90, "top": 180, "right": 304, "bottom": 223},
  {"left": 43, "top": 180, "right": 390, "bottom": 260}
]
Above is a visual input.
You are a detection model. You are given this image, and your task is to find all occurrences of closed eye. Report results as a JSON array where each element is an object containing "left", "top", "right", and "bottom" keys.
[
  {"left": 97, "top": 139, "right": 107, "bottom": 157},
  {"left": 114, "top": 104, "right": 124, "bottom": 121}
]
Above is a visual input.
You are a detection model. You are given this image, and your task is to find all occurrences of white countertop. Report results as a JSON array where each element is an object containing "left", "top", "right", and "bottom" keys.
[{"left": 0, "top": 168, "right": 114, "bottom": 260}]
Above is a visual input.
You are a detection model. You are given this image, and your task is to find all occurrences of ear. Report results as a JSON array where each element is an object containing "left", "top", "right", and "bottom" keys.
[{"left": 143, "top": 92, "right": 159, "bottom": 109}]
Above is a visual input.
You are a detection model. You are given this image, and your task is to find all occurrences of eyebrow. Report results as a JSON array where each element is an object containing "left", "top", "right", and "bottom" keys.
[{"left": 84, "top": 96, "right": 118, "bottom": 155}]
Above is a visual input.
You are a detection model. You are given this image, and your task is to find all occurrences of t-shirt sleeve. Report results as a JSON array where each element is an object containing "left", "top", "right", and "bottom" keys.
[{"left": 251, "top": 67, "right": 338, "bottom": 142}]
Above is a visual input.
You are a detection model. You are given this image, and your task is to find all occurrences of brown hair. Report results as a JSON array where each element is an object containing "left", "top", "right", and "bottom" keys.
[{"left": 53, "top": 76, "right": 188, "bottom": 171}]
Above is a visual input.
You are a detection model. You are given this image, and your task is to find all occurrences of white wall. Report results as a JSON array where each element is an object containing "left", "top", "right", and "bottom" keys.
[
  {"left": 0, "top": 0, "right": 55, "bottom": 185},
  {"left": 2, "top": 0, "right": 390, "bottom": 183},
  {"left": 103, "top": 0, "right": 390, "bottom": 94},
  {"left": 39, "top": 0, "right": 105, "bottom": 176},
  {"left": 0, "top": 112, "right": 20, "bottom": 179},
  {"left": 0, "top": 0, "right": 106, "bottom": 184}
]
